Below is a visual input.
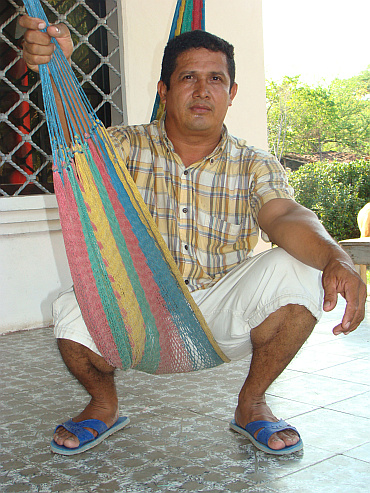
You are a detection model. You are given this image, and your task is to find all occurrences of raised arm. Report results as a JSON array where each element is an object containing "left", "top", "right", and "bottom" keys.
[{"left": 258, "top": 198, "right": 367, "bottom": 335}]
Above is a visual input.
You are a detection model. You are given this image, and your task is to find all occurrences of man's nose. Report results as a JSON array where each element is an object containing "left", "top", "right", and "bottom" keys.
[{"left": 193, "top": 78, "right": 209, "bottom": 98}]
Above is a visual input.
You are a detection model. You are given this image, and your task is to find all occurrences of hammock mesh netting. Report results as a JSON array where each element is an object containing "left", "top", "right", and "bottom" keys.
[{"left": 23, "top": 0, "right": 228, "bottom": 374}]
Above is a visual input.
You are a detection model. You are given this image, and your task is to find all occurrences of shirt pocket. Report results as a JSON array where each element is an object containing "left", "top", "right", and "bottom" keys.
[{"left": 195, "top": 210, "right": 242, "bottom": 269}]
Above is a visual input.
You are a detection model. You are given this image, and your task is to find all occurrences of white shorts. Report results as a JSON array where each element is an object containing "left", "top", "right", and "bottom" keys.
[{"left": 53, "top": 247, "right": 323, "bottom": 363}]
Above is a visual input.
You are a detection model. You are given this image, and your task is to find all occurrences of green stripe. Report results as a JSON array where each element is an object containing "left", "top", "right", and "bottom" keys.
[{"left": 181, "top": 0, "right": 193, "bottom": 33}]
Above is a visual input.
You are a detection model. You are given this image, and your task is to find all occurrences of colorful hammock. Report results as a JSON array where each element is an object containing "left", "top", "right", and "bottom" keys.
[{"left": 23, "top": 0, "right": 228, "bottom": 374}]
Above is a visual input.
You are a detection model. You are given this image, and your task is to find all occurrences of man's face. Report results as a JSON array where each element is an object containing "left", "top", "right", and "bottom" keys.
[{"left": 158, "top": 48, "right": 237, "bottom": 139}]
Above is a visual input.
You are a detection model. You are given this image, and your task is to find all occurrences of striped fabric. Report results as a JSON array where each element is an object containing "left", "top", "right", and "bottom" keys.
[
  {"left": 109, "top": 117, "right": 294, "bottom": 292},
  {"left": 53, "top": 124, "right": 228, "bottom": 373}
]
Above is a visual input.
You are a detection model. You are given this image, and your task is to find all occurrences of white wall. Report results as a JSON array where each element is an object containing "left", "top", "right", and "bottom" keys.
[
  {"left": 0, "top": 0, "right": 267, "bottom": 333},
  {"left": 0, "top": 196, "right": 72, "bottom": 333}
]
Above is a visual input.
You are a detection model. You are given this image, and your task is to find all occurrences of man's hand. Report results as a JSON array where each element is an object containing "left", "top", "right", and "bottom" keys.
[
  {"left": 19, "top": 15, "right": 73, "bottom": 72},
  {"left": 258, "top": 198, "right": 367, "bottom": 337},
  {"left": 322, "top": 257, "right": 366, "bottom": 336}
]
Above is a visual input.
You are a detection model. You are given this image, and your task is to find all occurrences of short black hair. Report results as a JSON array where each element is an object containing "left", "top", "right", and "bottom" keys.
[{"left": 160, "top": 30, "right": 236, "bottom": 91}]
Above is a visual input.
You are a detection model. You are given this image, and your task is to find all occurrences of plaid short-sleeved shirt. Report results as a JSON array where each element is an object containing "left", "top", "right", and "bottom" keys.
[{"left": 109, "top": 116, "right": 294, "bottom": 292}]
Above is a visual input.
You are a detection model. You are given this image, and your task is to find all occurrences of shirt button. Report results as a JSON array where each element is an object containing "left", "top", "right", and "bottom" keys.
[
  {"left": 182, "top": 207, "right": 188, "bottom": 213},
  {"left": 184, "top": 170, "right": 189, "bottom": 175},
  {"left": 184, "top": 279, "right": 189, "bottom": 285},
  {"left": 184, "top": 244, "right": 189, "bottom": 250},
  {"left": 210, "top": 158, "right": 214, "bottom": 164}
]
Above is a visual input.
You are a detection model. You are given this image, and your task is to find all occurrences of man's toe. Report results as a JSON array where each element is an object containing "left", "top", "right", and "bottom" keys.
[
  {"left": 268, "top": 433, "right": 286, "bottom": 450},
  {"left": 54, "top": 427, "right": 79, "bottom": 448},
  {"left": 268, "top": 430, "right": 299, "bottom": 450},
  {"left": 62, "top": 435, "right": 79, "bottom": 448},
  {"left": 282, "top": 430, "right": 300, "bottom": 444}
]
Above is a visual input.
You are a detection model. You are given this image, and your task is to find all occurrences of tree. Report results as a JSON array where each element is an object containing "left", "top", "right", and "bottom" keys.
[
  {"left": 288, "top": 159, "right": 370, "bottom": 241},
  {"left": 266, "top": 76, "right": 298, "bottom": 161},
  {"left": 266, "top": 69, "right": 370, "bottom": 159},
  {"left": 329, "top": 70, "right": 370, "bottom": 155},
  {"left": 288, "top": 85, "right": 338, "bottom": 157}
]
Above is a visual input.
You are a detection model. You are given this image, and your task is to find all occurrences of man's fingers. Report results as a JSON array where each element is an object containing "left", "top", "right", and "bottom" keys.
[
  {"left": 20, "top": 15, "right": 73, "bottom": 72},
  {"left": 332, "top": 285, "right": 366, "bottom": 336},
  {"left": 23, "top": 29, "right": 54, "bottom": 50},
  {"left": 18, "top": 14, "right": 46, "bottom": 31},
  {"left": 322, "top": 279, "right": 338, "bottom": 313},
  {"left": 22, "top": 29, "right": 54, "bottom": 71},
  {"left": 322, "top": 258, "right": 366, "bottom": 336},
  {"left": 46, "top": 23, "right": 71, "bottom": 40},
  {"left": 18, "top": 15, "right": 69, "bottom": 39},
  {"left": 342, "top": 288, "right": 366, "bottom": 334}
]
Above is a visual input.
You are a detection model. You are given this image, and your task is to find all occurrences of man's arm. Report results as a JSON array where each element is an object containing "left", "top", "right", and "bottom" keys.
[{"left": 258, "top": 198, "right": 367, "bottom": 335}]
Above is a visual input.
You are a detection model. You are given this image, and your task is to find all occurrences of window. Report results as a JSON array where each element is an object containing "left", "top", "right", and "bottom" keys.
[{"left": 0, "top": 0, "right": 124, "bottom": 196}]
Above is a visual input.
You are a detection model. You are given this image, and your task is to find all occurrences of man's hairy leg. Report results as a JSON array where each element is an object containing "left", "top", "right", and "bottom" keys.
[
  {"left": 53, "top": 339, "right": 118, "bottom": 449},
  {"left": 235, "top": 304, "right": 316, "bottom": 451}
]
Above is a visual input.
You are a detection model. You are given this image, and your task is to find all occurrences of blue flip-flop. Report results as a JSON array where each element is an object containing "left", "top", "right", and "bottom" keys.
[
  {"left": 229, "top": 418, "right": 303, "bottom": 455},
  {"left": 50, "top": 416, "right": 130, "bottom": 455}
]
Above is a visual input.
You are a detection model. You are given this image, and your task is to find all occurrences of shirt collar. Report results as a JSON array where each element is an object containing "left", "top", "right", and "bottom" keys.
[{"left": 157, "top": 113, "right": 229, "bottom": 161}]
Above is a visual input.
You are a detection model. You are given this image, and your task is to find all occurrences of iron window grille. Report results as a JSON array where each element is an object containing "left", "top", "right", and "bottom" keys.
[{"left": 0, "top": 0, "right": 124, "bottom": 196}]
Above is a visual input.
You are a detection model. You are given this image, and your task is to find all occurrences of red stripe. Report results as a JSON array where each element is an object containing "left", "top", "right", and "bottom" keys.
[
  {"left": 191, "top": 0, "right": 203, "bottom": 30},
  {"left": 54, "top": 169, "right": 123, "bottom": 368}
]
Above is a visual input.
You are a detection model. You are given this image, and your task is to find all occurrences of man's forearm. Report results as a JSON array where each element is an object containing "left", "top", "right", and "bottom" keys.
[
  {"left": 51, "top": 79, "right": 70, "bottom": 145},
  {"left": 259, "top": 200, "right": 352, "bottom": 272},
  {"left": 51, "top": 78, "right": 89, "bottom": 146}
]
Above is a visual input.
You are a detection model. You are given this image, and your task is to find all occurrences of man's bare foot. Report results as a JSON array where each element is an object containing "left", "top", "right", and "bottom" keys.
[
  {"left": 53, "top": 399, "right": 119, "bottom": 449},
  {"left": 234, "top": 395, "right": 300, "bottom": 451}
]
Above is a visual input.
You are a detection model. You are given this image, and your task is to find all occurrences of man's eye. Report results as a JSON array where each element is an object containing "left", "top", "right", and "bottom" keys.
[{"left": 184, "top": 75, "right": 193, "bottom": 80}]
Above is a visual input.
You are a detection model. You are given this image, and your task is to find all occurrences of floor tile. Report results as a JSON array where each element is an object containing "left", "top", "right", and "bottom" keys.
[
  {"left": 262, "top": 394, "right": 318, "bottom": 419},
  {"left": 266, "top": 454, "right": 370, "bottom": 493},
  {"left": 268, "top": 372, "right": 368, "bottom": 407},
  {"left": 1, "top": 297, "right": 369, "bottom": 492},
  {"left": 287, "top": 346, "right": 356, "bottom": 373},
  {"left": 343, "top": 441, "right": 370, "bottom": 462},
  {"left": 326, "top": 391, "right": 370, "bottom": 419},
  {"left": 287, "top": 408, "right": 370, "bottom": 454},
  {"left": 314, "top": 358, "right": 370, "bottom": 385}
]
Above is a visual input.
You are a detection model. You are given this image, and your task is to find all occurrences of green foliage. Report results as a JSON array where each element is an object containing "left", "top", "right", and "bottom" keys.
[
  {"left": 288, "top": 159, "right": 370, "bottom": 241},
  {"left": 266, "top": 69, "right": 370, "bottom": 158}
]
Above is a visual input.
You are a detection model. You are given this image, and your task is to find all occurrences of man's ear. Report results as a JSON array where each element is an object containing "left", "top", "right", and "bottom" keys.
[
  {"left": 229, "top": 82, "right": 238, "bottom": 106},
  {"left": 157, "top": 81, "right": 168, "bottom": 104}
]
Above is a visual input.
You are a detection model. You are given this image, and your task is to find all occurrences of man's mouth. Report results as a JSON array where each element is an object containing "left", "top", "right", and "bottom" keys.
[{"left": 189, "top": 104, "right": 212, "bottom": 114}]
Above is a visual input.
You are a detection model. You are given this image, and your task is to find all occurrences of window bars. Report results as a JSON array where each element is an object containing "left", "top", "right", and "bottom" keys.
[{"left": 0, "top": 0, "right": 124, "bottom": 196}]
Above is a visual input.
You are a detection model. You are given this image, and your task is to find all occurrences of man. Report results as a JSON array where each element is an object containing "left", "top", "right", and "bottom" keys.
[{"left": 20, "top": 15, "right": 366, "bottom": 456}]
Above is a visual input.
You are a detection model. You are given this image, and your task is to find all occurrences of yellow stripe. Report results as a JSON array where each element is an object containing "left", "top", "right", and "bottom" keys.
[
  {"left": 73, "top": 146, "right": 147, "bottom": 366},
  {"left": 175, "top": 0, "right": 186, "bottom": 36}
]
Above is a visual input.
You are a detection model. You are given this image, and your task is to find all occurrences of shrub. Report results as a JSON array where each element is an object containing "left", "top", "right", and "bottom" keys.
[{"left": 288, "top": 160, "right": 370, "bottom": 241}]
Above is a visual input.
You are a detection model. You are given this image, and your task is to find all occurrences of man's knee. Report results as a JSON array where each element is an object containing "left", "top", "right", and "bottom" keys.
[
  {"left": 251, "top": 303, "right": 317, "bottom": 348},
  {"left": 57, "top": 338, "right": 115, "bottom": 373}
]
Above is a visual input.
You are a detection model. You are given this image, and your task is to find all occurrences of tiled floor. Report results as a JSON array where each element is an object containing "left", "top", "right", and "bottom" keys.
[{"left": 1, "top": 296, "right": 369, "bottom": 492}]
